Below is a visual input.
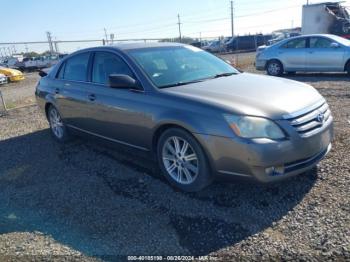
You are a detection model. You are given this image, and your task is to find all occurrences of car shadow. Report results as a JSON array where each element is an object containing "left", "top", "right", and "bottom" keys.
[
  {"left": 282, "top": 72, "right": 348, "bottom": 82},
  {"left": 0, "top": 129, "right": 318, "bottom": 259}
]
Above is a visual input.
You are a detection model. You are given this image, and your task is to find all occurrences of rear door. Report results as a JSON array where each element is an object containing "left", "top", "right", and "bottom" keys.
[
  {"left": 53, "top": 52, "right": 92, "bottom": 129},
  {"left": 278, "top": 37, "right": 308, "bottom": 71},
  {"left": 307, "top": 37, "right": 345, "bottom": 71}
]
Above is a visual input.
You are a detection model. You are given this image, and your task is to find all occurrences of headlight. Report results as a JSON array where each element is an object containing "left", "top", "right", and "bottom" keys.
[{"left": 224, "top": 115, "right": 285, "bottom": 139}]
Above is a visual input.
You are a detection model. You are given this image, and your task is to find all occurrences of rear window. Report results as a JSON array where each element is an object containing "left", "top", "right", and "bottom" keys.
[{"left": 62, "top": 52, "right": 90, "bottom": 81}]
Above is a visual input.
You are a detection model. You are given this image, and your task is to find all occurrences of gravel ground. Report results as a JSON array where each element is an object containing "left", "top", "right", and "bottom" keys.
[{"left": 0, "top": 62, "right": 349, "bottom": 261}]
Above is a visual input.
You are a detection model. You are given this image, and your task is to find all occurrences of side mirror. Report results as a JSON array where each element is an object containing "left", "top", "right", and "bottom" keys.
[
  {"left": 108, "top": 74, "right": 139, "bottom": 89},
  {"left": 331, "top": 42, "right": 340, "bottom": 48},
  {"left": 38, "top": 70, "right": 47, "bottom": 77}
]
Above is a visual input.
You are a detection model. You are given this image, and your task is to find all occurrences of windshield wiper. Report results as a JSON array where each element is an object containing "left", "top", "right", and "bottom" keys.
[
  {"left": 159, "top": 72, "right": 238, "bottom": 88},
  {"left": 213, "top": 72, "right": 237, "bottom": 78},
  {"left": 159, "top": 79, "right": 207, "bottom": 88}
]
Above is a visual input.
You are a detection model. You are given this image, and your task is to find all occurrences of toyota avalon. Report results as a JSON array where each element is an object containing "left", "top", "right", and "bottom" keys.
[{"left": 35, "top": 43, "right": 333, "bottom": 192}]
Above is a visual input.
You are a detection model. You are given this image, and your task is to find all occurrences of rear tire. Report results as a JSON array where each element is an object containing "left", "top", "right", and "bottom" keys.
[
  {"left": 47, "top": 105, "right": 70, "bottom": 143},
  {"left": 157, "top": 128, "right": 212, "bottom": 192},
  {"left": 266, "top": 60, "right": 284, "bottom": 76}
]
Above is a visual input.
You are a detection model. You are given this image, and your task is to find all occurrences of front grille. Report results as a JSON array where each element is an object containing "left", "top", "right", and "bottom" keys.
[{"left": 285, "top": 101, "right": 332, "bottom": 138}]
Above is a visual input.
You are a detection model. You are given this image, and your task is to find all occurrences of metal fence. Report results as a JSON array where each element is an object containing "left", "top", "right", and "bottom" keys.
[
  {"left": 0, "top": 90, "right": 7, "bottom": 116},
  {"left": 0, "top": 36, "right": 221, "bottom": 57}
]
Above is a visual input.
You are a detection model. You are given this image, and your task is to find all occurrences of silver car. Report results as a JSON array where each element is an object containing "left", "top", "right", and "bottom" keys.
[
  {"left": 36, "top": 43, "right": 333, "bottom": 192},
  {"left": 256, "top": 34, "right": 350, "bottom": 76}
]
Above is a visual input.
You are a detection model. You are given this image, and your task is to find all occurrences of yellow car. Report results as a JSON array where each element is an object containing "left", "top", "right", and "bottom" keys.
[{"left": 0, "top": 67, "right": 25, "bottom": 82}]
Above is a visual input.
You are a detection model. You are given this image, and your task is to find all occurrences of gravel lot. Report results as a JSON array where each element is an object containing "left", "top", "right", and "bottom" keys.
[{"left": 0, "top": 60, "right": 349, "bottom": 261}]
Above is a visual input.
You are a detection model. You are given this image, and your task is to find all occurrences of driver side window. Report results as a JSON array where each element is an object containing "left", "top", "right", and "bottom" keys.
[{"left": 92, "top": 52, "right": 133, "bottom": 85}]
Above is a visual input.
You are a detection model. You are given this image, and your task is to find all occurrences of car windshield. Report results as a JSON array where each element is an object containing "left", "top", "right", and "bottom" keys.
[{"left": 128, "top": 46, "right": 239, "bottom": 88}]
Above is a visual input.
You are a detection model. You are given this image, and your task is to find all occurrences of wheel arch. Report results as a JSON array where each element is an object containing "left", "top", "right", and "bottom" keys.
[
  {"left": 344, "top": 59, "right": 350, "bottom": 71},
  {"left": 44, "top": 102, "right": 53, "bottom": 119},
  {"left": 152, "top": 123, "right": 195, "bottom": 154},
  {"left": 265, "top": 58, "right": 285, "bottom": 71}
]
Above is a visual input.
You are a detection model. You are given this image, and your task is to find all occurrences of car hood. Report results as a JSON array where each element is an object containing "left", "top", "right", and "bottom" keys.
[{"left": 163, "top": 73, "right": 324, "bottom": 119}]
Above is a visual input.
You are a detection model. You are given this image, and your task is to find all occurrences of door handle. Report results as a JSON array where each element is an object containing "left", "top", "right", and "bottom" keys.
[
  {"left": 88, "top": 94, "right": 96, "bottom": 101},
  {"left": 64, "top": 83, "right": 70, "bottom": 87},
  {"left": 55, "top": 88, "right": 60, "bottom": 94}
]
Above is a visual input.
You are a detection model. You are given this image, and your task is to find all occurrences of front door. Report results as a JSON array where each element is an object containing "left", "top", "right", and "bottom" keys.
[
  {"left": 278, "top": 37, "right": 308, "bottom": 71},
  {"left": 82, "top": 51, "right": 150, "bottom": 149},
  {"left": 307, "top": 37, "right": 345, "bottom": 72}
]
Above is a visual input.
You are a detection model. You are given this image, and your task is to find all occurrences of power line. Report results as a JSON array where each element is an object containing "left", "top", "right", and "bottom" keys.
[
  {"left": 43, "top": 3, "right": 302, "bottom": 41},
  {"left": 236, "top": 5, "right": 299, "bottom": 18}
]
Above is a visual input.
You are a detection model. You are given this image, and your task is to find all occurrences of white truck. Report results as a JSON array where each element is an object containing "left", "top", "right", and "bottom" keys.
[{"left": 302, "top": 2, "right": 350, "bottom": 38}]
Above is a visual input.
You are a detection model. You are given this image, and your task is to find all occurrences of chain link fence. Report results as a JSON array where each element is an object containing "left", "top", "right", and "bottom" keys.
[{"left": 0, "top": 90, "right": 7, "bottom": 116}]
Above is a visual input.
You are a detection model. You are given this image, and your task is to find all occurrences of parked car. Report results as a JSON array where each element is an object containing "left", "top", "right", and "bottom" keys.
[
  {"left": 0, "top": 73, "right": 7, "bottom": 84},
  {"left": 268, "top": 32, "right": 301, "bottom": 46},
  {"left": 256, "top": 34, "right": 350, "bottom": 76},
  {"left": 0, "top": 66, "right": 25, "bottom": 82},
  {"left": 225, "top": 34, "right": 272, "bottom": 52},
  {"left": 202, "top": 40, "right": 225, "bottom": 53},
  {"left": 36, "top": 43, "right": 333, "bottom": 192}
]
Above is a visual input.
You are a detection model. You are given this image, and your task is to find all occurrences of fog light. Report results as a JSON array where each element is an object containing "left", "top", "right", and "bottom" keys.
[{"left": 265, "top": 166, "right": 285, "bottom": 176}]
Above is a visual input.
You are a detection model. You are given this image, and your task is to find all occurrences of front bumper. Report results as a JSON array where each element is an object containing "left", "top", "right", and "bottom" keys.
[{"left": 194, "top": 119, "right": 333, "bottom": 183}]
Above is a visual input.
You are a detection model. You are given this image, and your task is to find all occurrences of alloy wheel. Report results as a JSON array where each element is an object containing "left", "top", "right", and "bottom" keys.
[
  {"left": 49, "top": 108, "right": 64, "bottom": 139},
  {"left": 162, "top": 136, "right": 199, "bottom": 185},
  {"left": 268, "top": 62, "right": 281, "bottom": 76}
]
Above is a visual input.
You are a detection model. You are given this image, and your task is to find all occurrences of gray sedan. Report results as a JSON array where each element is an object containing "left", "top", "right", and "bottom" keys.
[
  {"left": 256, "top": 34, "right": 350, "bottom": 76},
  {"left": 36, "top": 43, "right": 333, "bottom": 192}
]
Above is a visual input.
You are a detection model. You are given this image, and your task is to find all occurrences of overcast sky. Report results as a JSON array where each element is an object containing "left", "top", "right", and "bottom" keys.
[{"left": 1, "top": 0, "right": 350, "bottom": 53}]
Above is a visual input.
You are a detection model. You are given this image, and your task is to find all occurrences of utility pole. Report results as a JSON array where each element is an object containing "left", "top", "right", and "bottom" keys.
[
  {"left": 110, "top": 33, "right": 115, "bottom": 44},
  {"left": 104, "top": 28, "right": 108, "bottom": 45},
  {"left": 54, "top": 42, "right": 59, "bottom": 53},
  {"left": 307, "top": 0, "right": 309, "bottom": 5},
  {"left": 177, "top": 14, "right": 182, "bottom": 42},
  {"left": 231, "top": 1, "right": 234, "bottom": 38},
  {"left": 46, "top": 31, "right": 54, "bottom": 55}
]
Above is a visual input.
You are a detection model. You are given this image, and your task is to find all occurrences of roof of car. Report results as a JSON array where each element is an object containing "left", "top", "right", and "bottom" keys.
[{"left": 108, "top": 42, "right": 186, "bottom": 51}]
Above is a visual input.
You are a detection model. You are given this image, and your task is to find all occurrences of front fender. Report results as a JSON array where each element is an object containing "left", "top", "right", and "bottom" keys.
[{"left": 152, "top": 109, "right": 233, "bottom": 138}]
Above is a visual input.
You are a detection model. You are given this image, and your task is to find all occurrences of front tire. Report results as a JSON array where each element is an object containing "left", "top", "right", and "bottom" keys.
[
  {"left": 266, "top": 60, "right": 283, "bottom": 76},
  {"left": 47, "top": 105, "right": 70, "bottom": 142},
  {"left": 157, "top": 128, "right": 212, "bottom": 192},
  {"left": 346, "top": 61, "right": 350, "bottom": 76}
]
